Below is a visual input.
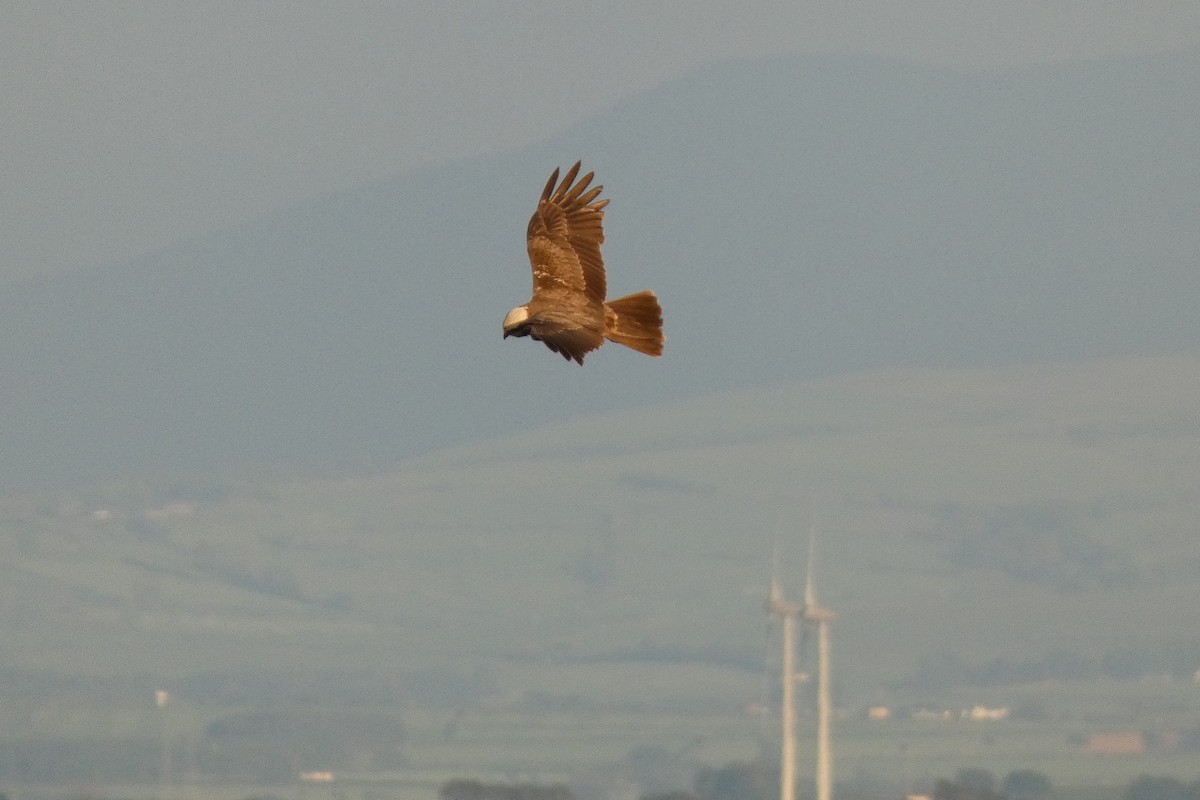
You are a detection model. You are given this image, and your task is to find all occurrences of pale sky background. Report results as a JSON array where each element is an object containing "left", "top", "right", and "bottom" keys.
[{"left": 4, "top": 1, "right": 1199, "bottom": 286}]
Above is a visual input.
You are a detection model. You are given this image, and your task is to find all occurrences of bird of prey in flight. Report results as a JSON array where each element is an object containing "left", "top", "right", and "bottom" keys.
[{"left": 502, "top": 162, "right": 664, "bottom": 364}]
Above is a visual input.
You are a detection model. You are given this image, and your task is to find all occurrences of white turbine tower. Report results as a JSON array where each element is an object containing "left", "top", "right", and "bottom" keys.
[
  {"left": 765, "top": 531, "right": 836, "bottom": 800},
  {"left": 801, "top": 531, "right": 835, "bottom": 800},
  {"left": 765, "top": 548, "right": 802, "bottom": 800}
]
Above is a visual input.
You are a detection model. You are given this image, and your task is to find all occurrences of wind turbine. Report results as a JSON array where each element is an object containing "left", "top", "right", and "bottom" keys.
[
  {"left": 764, "top": 546, "right": 802, "bottom": 800},
  {"left": 801, "top": 530, "right": 835, "bottom": 800}
]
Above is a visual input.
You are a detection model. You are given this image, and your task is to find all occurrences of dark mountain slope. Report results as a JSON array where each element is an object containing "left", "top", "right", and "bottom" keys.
[{"left": 3, "top": 51, "right": 1197, "bottom": 487}]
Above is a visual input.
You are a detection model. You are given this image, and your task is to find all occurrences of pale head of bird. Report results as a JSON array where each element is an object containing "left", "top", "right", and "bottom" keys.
[{"left": 502, "top": 305, "right": 532, "bottom": 338}]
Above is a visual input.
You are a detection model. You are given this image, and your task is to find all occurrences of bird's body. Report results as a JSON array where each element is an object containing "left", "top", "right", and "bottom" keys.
[{"left": 503, "top": 162, "right": 664, "bottom": 364}]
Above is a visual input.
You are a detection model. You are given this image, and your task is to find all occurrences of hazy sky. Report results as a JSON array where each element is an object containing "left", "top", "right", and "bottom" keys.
[{"left": 4, "top": 1, "right": 1198, "bottom": 286}]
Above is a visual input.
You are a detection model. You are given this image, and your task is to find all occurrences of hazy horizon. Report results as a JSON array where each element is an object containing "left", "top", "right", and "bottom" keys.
[{"left": 6, "top": 2, "right": 1200, "bottom": 286}]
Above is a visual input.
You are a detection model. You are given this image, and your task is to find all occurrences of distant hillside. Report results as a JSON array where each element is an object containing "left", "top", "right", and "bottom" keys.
[
  {"left": 3, "top": 354, "right": 1197, "bottom": 705},
  {"left": 2, "top": 50, "right": 1198, "bottom": 487}
]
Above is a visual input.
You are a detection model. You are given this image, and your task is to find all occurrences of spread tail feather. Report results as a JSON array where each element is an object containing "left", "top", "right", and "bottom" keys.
[{"left": 603, "top": 290, "right": 665, "bottom": 357}]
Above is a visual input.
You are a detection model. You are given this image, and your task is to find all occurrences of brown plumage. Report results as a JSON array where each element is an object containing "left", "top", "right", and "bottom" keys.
[{"left": 502, "top": 161, "right": 664, "bottom": 364}]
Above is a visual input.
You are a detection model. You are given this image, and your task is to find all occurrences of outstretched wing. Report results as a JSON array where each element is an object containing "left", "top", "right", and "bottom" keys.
[{"left": 526, "top": 161, "right": 609, "bottom": 306}]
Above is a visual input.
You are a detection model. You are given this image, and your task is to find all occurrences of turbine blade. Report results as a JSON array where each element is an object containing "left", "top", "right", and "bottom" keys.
[{"left": 804, "top": 522, "right": 817, "bottom": 607}]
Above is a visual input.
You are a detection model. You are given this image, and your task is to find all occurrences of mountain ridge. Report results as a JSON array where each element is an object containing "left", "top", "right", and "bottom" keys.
[{"left": 3, "top": 49, "right": 1197, "bottom": 489}]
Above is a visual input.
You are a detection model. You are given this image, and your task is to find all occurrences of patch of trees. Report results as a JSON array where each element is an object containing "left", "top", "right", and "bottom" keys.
[
  {"left": 637, "top": 760, "right": 775, "bottom": 800},
  {"left": 693, "top": 760, "right": 776, "bottom": 800},
  {"left": 933, "top": 768, "right": 1053, "bottom": 800},
  {"left": 637, "top": 764, "right": 1056, "bottom": 800},
  {"left": 1003, "top": 770, "right": 1056, "bottom": 800},
  {"left": 439, "top": 761, "right": 777, "bottom": 800},
  {"left": 438, "top": 780, "right": 574, "bottom": 800},
  {"left": 1123, "top": 775, "right": 1200, "bottom": 800},
  {"left": 0, "top": 737, "right": 158, "bottom": 782}
]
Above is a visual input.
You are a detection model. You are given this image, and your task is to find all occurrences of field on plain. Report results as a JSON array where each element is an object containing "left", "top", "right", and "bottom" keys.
[
  {"left": 7, "top": 679, "right": 1200, "bottom": 800},
  {"left": 2, "top": 354, "right": 1199, "bottom": 797}
]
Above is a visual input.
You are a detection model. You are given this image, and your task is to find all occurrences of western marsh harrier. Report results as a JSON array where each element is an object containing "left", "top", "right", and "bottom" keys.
[{"left": 502, "top": 162, "right": 664, "bottom": 364}]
